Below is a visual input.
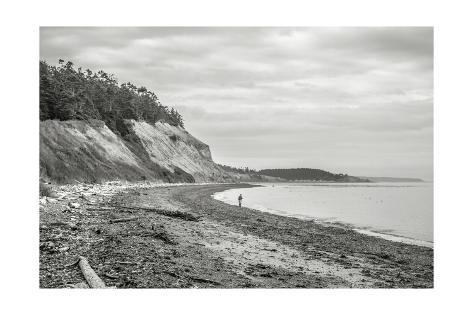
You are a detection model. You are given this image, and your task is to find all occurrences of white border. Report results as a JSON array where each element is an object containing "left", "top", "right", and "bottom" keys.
[{"left": 1, "top": 0, "right": 473, "bottom": 314}]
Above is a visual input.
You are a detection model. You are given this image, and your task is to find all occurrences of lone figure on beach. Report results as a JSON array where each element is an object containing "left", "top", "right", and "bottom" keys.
[{"left": 238, "top": 194, "right": 243, "bottom": 207}]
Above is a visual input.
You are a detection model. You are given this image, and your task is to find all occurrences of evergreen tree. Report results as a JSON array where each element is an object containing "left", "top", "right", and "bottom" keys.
[{"left": 39, "top": 60, "right": 185, "bottom": 133}]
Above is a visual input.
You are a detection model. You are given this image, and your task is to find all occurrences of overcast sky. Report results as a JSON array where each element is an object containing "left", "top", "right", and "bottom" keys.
[{"left": 40, "top": 27, "right": 433, "bottom": 180}]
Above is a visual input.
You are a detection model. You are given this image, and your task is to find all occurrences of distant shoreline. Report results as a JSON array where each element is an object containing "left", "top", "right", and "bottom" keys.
[{"left": 357, "top": 176, "right": 425, "bottom": 182}]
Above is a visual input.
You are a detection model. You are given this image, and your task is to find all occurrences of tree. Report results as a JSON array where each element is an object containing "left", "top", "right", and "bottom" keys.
[{"left": 39, "top": 59, "right": 186, "bottom": 132}]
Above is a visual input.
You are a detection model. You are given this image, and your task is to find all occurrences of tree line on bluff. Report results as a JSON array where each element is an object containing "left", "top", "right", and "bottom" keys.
[{"left": 40, "top": 60, "right": 184, "bottom": 137}]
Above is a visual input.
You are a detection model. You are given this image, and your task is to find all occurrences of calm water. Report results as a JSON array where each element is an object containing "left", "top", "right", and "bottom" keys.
[{"left": 213, "top": 182, "right": 433, "bottom": 247}]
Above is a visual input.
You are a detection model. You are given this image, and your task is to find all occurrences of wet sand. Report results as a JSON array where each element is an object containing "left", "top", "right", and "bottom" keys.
[{"left": 39, "top": 183, "right": 433, "bottom": 288}]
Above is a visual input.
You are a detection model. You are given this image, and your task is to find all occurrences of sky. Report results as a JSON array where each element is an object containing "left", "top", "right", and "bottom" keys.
[{"left": 40, "top": 27, "right": 433, "bottom": 180}]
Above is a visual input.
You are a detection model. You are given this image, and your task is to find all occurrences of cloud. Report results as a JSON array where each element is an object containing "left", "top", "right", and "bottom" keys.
[{"left": 40, "top": 27, "right": 433, "bottom": 180}]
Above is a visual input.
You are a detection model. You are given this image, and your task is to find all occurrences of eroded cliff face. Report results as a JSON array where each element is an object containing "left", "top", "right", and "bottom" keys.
[{"left": 40, "top": 119, "right": 234, "bottom": 184}]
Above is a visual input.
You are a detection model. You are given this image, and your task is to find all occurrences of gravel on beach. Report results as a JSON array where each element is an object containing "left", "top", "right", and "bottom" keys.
[{"left": 39, "top": 183, "right": 433, "bottom": 288}]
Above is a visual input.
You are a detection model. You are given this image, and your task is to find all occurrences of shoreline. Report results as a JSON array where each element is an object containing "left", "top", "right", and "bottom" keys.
[
  {"left": 213, "top": 183, "right": 433, "bottom": 248},
  {"left": 40, "top": 182, "right": 433, "bottom": 288},
  {"left": 353, "top": 229, "right": 433, "bottom": 248}
]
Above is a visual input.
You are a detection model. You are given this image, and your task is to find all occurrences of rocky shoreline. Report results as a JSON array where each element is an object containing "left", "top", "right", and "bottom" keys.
[{"left": 39, "top": 183, "right": 433, "bottom": 288}]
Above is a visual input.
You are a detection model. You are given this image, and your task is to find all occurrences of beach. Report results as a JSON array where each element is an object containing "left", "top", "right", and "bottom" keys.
[
  {"left": 40, "top": 183, "right": 433, "bottom": 288},
  {"left": 214, "top": 182, "right": 433, "bottom": 246}
]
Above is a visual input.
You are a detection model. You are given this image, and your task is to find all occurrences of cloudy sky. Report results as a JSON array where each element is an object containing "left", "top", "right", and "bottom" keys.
[{"left": 40, "top": 27, "right": 433, "bottom": 180}]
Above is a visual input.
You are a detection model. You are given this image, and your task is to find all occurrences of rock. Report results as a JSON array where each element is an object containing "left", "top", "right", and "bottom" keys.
[
  {"left": 39, "top": 198, "right": 47, "bottom": 205},
  {"left": 68, "top": 223, "right": 79, "bottom": 230},
  {"left": 59, "top": 246, "right": 70, "bottom": 252},
  {"left": 80, "top": 194, "right": 91, "bottom": 202},
  {"left": 68, "top": 202, "right": 81, "bottom": 209},
  {"left": 44, "top": 241, "right": 55, "bottom": 247},
  {"left": 40, "top": 241, "right": 56, "bottom": 252},
  {"left": 50, "top": 191, "right": 60, "bottom": 198}
]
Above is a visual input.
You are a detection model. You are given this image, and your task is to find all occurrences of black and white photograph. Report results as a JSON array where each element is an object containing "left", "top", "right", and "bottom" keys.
[
  {"left": 3, "top": 0, "right": 473, "bottom": 314},
  {"left": 38, "top": 26, "right": 433, "bottom": 289}
]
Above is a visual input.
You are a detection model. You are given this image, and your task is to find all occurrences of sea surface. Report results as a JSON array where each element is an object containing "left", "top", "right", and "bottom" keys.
[{"left": 213, "top": 182, "right": 433, "bottom": 247}]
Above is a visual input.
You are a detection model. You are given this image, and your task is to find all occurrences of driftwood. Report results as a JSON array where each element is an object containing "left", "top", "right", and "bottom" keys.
[
  {"left": 114, "top": 205, "right": 200, "bottom": 222},
  {"left": 86, "top": 206, "right": 115, "bottom": 211},
  {"left": 187, "top": 276, "right": 221, "bottom": 286},
  {"left": 140, "top": 232, "right": 177, "bottom": 245},
  {"left": 41, "top": 236, "right": 67, "bottom": 242},
  {"left": 116, "top": 261, "right": 137, "bottom": 265},
  {"left": 109, "top": 216, "right": 140, "bottom": 223},
  {"left": 64, "top": 258, "right": 80, "bottom": 268},
  {"left": 164, "top": 270, "right": 180, "bottom": 278},
  {"left": 104, "top": 273, "right": 120, "bottom": 279},
  {"left": 78, "top": 256, "right": 107, "bottom": 288},
  {"left": 49, "top": 221, "right": 70, "bottom": 227}
]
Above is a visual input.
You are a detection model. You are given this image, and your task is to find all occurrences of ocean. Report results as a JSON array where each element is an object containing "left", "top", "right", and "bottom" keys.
[{"left": 213, "top": 182, "right": 433, "bottom": 247}]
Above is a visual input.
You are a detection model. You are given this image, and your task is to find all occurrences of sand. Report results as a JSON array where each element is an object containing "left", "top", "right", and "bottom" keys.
[{"left": 39, "top": 183, "right": 433, "bottom": 288}]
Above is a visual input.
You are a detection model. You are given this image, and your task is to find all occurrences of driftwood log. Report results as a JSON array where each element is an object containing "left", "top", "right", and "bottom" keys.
[
  {"left": 140, "top": 232, "right": 177, "bottom": 245},
  {"left": 188, "top": 276, "right": 221, "bottom": 286},
  {"left": 114, "top": 205, "right": 200, "bottom": 221},
  {"left": 86, "top": 206, "right": 116, "bottom": 211},
  {"left": 78, "top": 256, "right": 106, "bottom": 288},
  {"left": 109, "top": 217, "right": 140, "bottom": 223}
]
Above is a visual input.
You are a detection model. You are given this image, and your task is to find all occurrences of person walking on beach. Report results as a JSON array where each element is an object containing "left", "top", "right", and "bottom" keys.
[{"left": 238, "top": 194, "right": 243, "bottom": 207}]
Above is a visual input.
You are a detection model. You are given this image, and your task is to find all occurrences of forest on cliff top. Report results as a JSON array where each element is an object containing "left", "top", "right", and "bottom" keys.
[{"left": 40, "top": 60, "right": 184, "bottom": 137}]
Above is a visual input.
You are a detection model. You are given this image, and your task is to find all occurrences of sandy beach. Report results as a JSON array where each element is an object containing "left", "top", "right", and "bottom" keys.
[{"left": 40, "top": 183, "right": 433, "bottom": 288}]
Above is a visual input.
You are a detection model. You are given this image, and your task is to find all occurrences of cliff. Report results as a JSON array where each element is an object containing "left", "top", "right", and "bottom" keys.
[{"left": 40, "top": 119, "right": 234, "bottom": 184}]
